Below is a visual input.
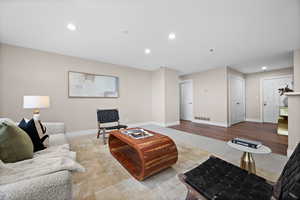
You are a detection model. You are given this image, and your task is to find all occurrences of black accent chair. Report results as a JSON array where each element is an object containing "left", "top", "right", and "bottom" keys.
[
  {"left": 96, "top": 109, "right": 127, "bottom": 144},
  {"left": 179, "top": 143, "right": 300, "bottom": 200}
]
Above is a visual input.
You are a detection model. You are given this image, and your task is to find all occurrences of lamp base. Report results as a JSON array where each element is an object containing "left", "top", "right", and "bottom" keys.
[{"left": 33, "top": 109, "right": 40, "bottom": 120}]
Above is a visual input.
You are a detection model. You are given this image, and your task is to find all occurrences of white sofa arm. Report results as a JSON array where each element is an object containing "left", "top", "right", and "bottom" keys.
[{"left": 44, "top": 123, "right": 65, "bottom": 135}]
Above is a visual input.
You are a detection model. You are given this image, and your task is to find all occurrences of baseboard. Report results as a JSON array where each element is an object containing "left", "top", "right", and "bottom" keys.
[
  {"left": 127, "top": 122, "right": 154, "bottom": 128},
  {"left": 245, "top": 118, "right": 263, "bottom": 123},
  {"left": 65, "top": 121, "right": 179, "bottom": 136},
  {"left": 66, "top": 122, "right": 155, "bottom": 137},
  {"left": 147, "top": 121, "right": 180, "bottom": 127},
  {"left": 165, "top": 121, "right": 180, "bottom": 127},
  {"left": 66, "top": 129, "right": 98, "bottom": 138},
  {"left": 191, "top": 119, "right": 228, "bottom": 127},
  {"left": 127, "top": 121, "right": 180, "bottom": 128},
  {"left": 149, "top": 122, "right": 166, "bottom": 127}
]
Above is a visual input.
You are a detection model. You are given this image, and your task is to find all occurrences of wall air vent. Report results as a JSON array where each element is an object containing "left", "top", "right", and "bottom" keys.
[{"left": 195, "top": 116, "right": 210, "bottom": 121}]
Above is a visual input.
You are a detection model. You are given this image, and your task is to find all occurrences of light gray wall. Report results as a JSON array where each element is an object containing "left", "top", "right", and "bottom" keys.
[{"left": 0, "top": 44, "right": 153, "bottom": 132}]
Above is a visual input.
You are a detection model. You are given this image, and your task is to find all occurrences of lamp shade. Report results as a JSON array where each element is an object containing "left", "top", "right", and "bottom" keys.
[{"left": 23, "top": 96, "right": 50, "bottom": 109}]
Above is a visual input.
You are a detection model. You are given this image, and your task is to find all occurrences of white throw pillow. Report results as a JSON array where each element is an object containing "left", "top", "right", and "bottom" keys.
[{"left": 34, "top": 120, "right": 49, "bottom": 147}]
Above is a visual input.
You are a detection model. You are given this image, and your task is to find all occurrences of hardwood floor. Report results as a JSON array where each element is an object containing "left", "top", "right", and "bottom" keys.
[{"left": 169, "top": 120, "right": 288, "bottom": 155}]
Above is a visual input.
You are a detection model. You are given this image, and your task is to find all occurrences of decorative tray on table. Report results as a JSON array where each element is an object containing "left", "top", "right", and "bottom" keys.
[{"left": 121, "top": 128, "right": 153, "bottom": 139}]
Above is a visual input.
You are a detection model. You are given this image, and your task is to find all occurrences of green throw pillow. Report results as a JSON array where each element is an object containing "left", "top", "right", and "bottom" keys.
[{"left": 0, "top": 121, "right": 34, "bottom": 163}]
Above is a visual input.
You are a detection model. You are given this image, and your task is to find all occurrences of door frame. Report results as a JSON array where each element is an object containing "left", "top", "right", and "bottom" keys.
[
  {"left": 260, "top": 74, "right": 293, "bottom": 123},
  {"left": 179, "top": 79, "right": 194, "bottom": 121},
  {"left": 228, "top": 75, "right": 246, "bottom": 126}
]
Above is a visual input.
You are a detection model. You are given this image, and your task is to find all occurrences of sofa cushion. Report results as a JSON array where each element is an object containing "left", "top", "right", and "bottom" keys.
[
  {"left": 18, "top": 119, "right": 46, "bottom": 152},
  {"left": 0, "top": 121, "right": 34, "bottom": 163},
  {"left": 49, "top": 134, "right": 68, "bottom": 146}
]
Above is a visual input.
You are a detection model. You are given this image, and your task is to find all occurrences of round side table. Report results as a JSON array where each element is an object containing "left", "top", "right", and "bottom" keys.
[{"left": 227, "top": 141, "right": 272, "bottom": 174}]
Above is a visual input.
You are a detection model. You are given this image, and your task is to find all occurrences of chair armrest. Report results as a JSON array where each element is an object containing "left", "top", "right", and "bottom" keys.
[{"left": 44, "top": 123, "right": 65, "bottom": 135}]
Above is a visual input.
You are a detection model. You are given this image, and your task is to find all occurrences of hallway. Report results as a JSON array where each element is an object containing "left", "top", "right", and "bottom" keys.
[{"left": 169, "top": 120, "right": 288, "bottom": 155}]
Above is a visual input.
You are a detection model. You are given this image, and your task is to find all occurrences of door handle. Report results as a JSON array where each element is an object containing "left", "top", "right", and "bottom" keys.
[
  {"left": 264, "top": 103, "right": 267, "bottom": 106},
  {"left": 236, "top": 102, "right": 240, "bottom": 105},
  {"left": 188, "top": 102, "right": 192, "bottom": 104}
]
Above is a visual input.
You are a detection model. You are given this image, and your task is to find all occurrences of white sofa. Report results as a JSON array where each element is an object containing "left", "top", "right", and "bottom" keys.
[{"left": 0, "top": 122, "right": 73, "bottom": 200}]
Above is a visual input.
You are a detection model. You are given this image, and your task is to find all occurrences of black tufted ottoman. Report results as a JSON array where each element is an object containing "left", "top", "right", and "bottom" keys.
[{"left": 178, "top": 143, "right": 300, "bottom": 200}]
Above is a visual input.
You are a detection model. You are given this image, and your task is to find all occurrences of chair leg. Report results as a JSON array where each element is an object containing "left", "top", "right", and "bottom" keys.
[
  {"left": 97, "top": 129, "right": 101, "bottom": 139},
  {"left": 102, "top": 129, "right": 107, "bottom": 145}
]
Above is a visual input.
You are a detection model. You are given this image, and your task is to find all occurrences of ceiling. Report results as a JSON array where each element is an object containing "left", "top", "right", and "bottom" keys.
[{"left": 0, "top": 0, "right": 299, "bottom": 74}]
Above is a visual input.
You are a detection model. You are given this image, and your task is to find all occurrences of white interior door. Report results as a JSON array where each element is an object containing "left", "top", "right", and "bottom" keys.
[
  {"left": 263, "top": 76, "right": 293, "bottom": 123},
  {"left": 230, "top": 76, "right": 245, "bottom": 125},
  {"left": 180, "top": 81, "right": 193, "bottom": 121}
]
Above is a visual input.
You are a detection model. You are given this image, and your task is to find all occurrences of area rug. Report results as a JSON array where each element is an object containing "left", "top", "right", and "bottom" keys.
[{"left": 69, "top": 134, "right": 279, "bottom": 200}]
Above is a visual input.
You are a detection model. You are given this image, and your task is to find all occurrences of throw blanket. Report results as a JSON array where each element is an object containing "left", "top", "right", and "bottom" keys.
[{"left": 0, "top": 144, "right": 85, "bottom": 185}]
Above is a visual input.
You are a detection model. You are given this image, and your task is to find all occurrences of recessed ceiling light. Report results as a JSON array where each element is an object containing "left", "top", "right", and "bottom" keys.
[
  {"left": 262, "top": 66, "right": 267, "bottom": 70},
  {"left": 67, "top": 23, "right": 76, "bottom": 31},
  {"left": 144, "top": 48, "right": 151, "bottom": 54},
  {"left": 168, "top": 32, "right": 176, "bottom": 40},
  {"left": 121, "top": 29, "right": 129, "bottom": 34}
]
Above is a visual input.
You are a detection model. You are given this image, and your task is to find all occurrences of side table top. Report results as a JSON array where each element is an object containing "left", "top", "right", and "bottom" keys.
[{"left": 227, "top": 141, "right": 272, "bottom": 154}]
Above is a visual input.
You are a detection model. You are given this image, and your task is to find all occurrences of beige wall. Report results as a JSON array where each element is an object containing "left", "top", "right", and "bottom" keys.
[
  {"left": 287, "top": 50, "right": 300, "bottom": 156},
  {"left": 287, "top": 94, "right": 300, "bottom": 156},
  {"left": 294, "top": 50, "right": 300, "bottom": 91},
  {"left": 181, "top": 67, "right": 228, "bottom": 126},
  {"left": 164, "top": 68, "right": 180, "bottom": 124},
  {"left": 0, "top": 44, "right": 153, "bottom": 132},
  {"left": 151, "top": 68, "right": 165, "bottom": 124},
  {"left": 245, "top": 67, "right": 294, "bottom": 121},
  {"left": 151, "top": 67, "right": 179, "bottom": 125},
  {"left": 0, "top": 47, "right": 3, "bottom": 115}
]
